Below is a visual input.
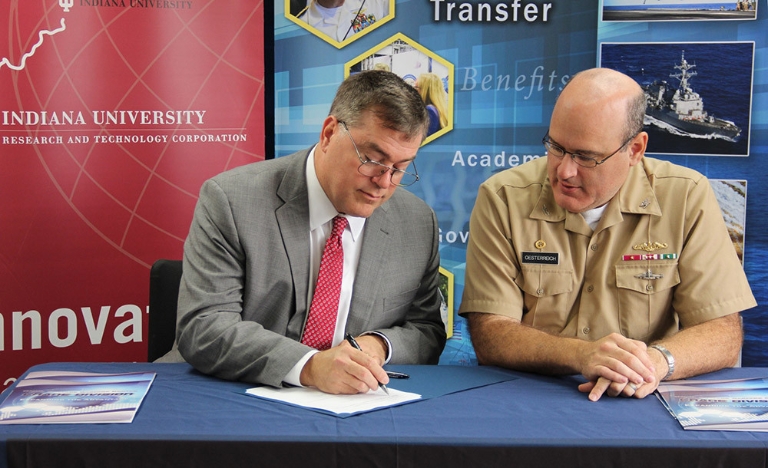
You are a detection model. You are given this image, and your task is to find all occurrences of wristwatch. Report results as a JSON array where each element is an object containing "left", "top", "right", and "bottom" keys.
[{"left": 650, "top": 344, "right": 675, "bottom": 381}]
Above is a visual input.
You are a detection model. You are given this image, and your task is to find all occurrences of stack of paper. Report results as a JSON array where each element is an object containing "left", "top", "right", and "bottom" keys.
[
  {"left": 0, "top": 370, "right": 155, "bottom": 424},
  {"left": 656, "top": 377, "right": 768, "bottom": 431},
  {"left": 246, "top": 386, "right": 420, "bottom": 417}
]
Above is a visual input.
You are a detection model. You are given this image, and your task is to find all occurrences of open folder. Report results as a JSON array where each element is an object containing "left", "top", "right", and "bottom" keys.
[{"left": 245, "top": 365, "right": 517, "bottom": 418}]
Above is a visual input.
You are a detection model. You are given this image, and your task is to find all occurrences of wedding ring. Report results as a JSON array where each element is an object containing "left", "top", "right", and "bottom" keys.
[{"left": 628, "top": 382, "right": 638, "bottom": 391}]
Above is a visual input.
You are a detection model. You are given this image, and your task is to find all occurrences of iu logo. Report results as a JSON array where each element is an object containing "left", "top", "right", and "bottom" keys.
[{"left": 59, "top": 0, "right": 74, "bottom": 12}]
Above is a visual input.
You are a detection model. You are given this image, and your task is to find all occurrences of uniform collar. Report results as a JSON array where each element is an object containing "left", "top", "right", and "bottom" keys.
[
  {"left": 530, "top": 159, "right": 662, "bottom": 234},
  {"left": 613, "top": 159, "right": 662, "bottom": 217}
]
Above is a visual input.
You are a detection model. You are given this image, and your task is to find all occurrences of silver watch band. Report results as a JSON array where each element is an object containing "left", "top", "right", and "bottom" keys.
[{"left": 650, "top": 344, "right": 675, "bottom": 381}]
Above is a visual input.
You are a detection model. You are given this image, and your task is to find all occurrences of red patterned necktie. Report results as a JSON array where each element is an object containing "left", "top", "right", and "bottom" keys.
[{"left": 301, "top": 215, "right": 348, "bottom": 350}]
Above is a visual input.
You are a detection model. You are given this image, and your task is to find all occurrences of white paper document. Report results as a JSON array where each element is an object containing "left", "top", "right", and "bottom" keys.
[{"left": 245, "top": 386, "right": 421, "bottom": 416}]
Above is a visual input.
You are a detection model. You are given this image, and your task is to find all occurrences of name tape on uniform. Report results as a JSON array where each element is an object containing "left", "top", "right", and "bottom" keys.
[{"left": 522, "top": 252, "right": 559, "bottom": 265}]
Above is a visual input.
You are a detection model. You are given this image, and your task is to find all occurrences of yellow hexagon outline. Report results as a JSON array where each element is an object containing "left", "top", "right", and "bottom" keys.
[
  {"left": 344, "top": 33, "right": 454, "bottom": 145},
  {"left": 285, "top": 0, "right": 396, "bottom": 49}
]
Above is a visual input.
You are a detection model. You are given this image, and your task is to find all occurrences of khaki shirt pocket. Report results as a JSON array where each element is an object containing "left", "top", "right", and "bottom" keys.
[
  {"left": 516, "top": 266, "right": 574, "bottom": 332},
  {"left": 615, "top": 263, "right": 680, "bottom": 340}
]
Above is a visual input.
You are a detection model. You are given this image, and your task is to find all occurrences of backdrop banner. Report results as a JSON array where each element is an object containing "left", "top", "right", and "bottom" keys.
[
  {"left": 0, "top": 0, "right": 265, "bottom": 388},
  {"left": 273, "top": 0, "right": 767, "bottom": 366}
]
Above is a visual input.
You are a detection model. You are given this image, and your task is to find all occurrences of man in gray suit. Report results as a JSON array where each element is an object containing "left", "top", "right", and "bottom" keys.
[{"left": 162, "top": 71, "right": 446, "bottom": 394}]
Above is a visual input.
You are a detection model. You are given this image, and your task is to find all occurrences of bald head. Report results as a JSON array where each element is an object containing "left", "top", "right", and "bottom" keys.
[
  {"left": 566, "top": 67, "right": 642, "bottom": 95},
  {"left": 555, "top": 68, "right": 646, "bottom": 142},
  {"left": 546, "top": 68, "right": 649, "bottom": 213}
]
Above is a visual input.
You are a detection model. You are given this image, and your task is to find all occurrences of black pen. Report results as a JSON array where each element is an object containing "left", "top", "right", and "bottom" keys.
[{"left": 344, "top": 333, "right": 389, "bottom": 395}]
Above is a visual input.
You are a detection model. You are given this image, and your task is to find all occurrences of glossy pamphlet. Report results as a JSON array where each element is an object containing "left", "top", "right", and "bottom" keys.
[
  {"left": 0, "top": 370, "right": 155, "bottom": 424},
  {"left": 656, "top": 377, "right": 768, "bottom": 431}
]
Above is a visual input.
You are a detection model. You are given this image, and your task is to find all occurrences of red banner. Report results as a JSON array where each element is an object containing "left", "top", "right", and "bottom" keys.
[{"left": 0, "top": 0, "right": 265, "bottom": 387}]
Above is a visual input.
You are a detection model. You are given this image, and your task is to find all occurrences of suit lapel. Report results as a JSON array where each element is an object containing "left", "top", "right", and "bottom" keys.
[
  {"left": 347, "top": 203, "right": 392, "bottom": 334},
  {"left": 275, "top": 151, "right": 311, "bottom": 338}
]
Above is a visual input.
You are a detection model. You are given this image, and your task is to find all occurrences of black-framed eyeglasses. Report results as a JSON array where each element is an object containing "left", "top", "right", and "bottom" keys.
[
  {"left": 339, "top": 121, "right": 420, "bottom": 187},
  {"left": 543, "top": 132, "right": 637, "bottom": 168}
]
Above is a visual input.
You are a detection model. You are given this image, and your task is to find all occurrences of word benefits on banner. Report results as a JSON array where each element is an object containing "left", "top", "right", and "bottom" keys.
[{"left": 459, "top": 67, "right": 570, "bottom": 99}]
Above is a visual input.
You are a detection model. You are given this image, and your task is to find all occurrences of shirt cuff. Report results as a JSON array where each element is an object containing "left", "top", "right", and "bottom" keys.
[
  {"left": 283, "top": 350, "right": 318, "bottom": 387},
  {"left": 362, "top": 331, "right": 392, "bottom": 365}
]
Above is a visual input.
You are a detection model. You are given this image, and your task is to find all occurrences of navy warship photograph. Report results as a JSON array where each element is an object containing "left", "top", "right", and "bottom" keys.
[
  {"left": 599, "top": 41, "right": 754, "bottom": 156},
  {"left": 644, "top": 50, "right": 741, "bottom": 141},
  {"left": 602, "top": 0, "right": 758, "bottom": 22}
]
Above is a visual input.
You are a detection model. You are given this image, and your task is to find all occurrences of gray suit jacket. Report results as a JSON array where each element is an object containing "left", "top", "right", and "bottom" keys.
[{"left": 165, "top": 149, "right": 446, "bottom": 387}]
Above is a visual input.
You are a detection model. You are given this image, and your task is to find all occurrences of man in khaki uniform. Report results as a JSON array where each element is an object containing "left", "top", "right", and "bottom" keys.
[{"left": 459, "top": 68, "right": 756, "bottom": 401}]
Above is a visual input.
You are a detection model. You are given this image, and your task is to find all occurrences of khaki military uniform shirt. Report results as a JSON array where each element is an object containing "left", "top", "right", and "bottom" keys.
[{"left": 459, "top": 157, "right": 756, "bottom": 343}]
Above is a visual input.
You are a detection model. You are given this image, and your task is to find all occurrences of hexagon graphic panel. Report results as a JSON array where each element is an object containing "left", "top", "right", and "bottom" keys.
[
  {"left": 286, "top": 0, "right": 395, "bottom": 49},
  {"left": 345, "top": 33, "right": 454, "bottom": 145}
]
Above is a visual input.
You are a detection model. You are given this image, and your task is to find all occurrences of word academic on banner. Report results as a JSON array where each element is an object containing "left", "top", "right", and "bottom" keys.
[{"left": 452, "top": 151, "right": 542, "bottom": 168}]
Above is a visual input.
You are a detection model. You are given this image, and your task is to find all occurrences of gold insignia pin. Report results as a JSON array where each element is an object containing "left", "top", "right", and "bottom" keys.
[
  {"left": 535, "top": 240, "right": 546, "bottom": 250},
  {"left": 633, "top": 242, "right": 669, "bottom": 252}
]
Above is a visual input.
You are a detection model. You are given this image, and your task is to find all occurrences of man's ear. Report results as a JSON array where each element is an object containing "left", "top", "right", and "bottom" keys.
[
  {"left": 317, "top": 116, "right": 338, "bottom": 152},
  {"left": 628, "top": 131, "right": 648, "bottom": 166}
]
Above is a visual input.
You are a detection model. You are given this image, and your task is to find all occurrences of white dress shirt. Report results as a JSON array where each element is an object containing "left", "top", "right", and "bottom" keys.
[{"left": 283, "top": 148, "right": 390, "bottom": 386}]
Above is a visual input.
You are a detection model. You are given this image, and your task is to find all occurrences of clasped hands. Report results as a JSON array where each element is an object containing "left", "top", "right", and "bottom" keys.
[
  {"left": 299, "top": 334, "right": 390, "bottom": 395},
  {"left": 576, "top": 333, "right": 665, "bottom": 401}
]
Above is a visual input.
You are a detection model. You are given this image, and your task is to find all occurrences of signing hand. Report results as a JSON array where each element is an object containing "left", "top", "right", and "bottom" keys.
[{"left": 299, "top": 340, "right": 389, "bottom": 394}]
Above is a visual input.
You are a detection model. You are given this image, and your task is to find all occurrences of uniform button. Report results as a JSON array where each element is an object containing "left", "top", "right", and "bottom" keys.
[
  {"left": 590, "top": 244, "right": 598, "bottom": 251},
  {"left": 536, "top": 288, "right": 544, "bottom": 296},
  {"left": 582, "top": 327, "right": 590, "bottom": 335},
  {"left": 587, "top": 285, "right": 594, "bottom": 293},
  {"left": 646, "top": 285, "right": 654, "bottom": 292}
]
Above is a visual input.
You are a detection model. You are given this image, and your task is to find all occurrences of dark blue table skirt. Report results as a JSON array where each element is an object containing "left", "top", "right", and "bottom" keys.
[{"left": 2, "top": 362, "right": 767, "bottom": 468}]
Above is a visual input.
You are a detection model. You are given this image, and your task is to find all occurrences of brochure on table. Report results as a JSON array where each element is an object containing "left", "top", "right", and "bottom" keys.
[
  {"left": 657, "top": 377, "right": 768, "bottom": 431},
  {"left": 0, "top": 370, "right": 156, "bottom": 424}
]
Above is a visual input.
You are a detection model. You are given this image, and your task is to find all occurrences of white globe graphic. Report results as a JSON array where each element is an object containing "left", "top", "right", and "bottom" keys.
[{"left": 3, "top": 3, "right": 265, "bottom": 269}]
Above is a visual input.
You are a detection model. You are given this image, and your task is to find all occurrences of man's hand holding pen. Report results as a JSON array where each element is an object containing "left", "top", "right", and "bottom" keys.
[
  {"left": 345, "top": 334, "right": 389, "bottom": 394},
  {"left": 299, "top": 335, "right": 390, "bottom": 395}
]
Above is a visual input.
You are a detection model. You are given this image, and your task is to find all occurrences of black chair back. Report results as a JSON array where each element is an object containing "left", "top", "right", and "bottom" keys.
[{"left": 148, "top": 259, "right": 183, "bottom": 362}]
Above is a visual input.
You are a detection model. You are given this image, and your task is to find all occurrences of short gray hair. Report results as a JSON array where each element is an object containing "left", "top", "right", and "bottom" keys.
[
  {"left": 625, "top": 87, "right": 646, "bottom": 142},
  {"left": 329, "top": 70, "right": 430, "bottom": 141}
]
